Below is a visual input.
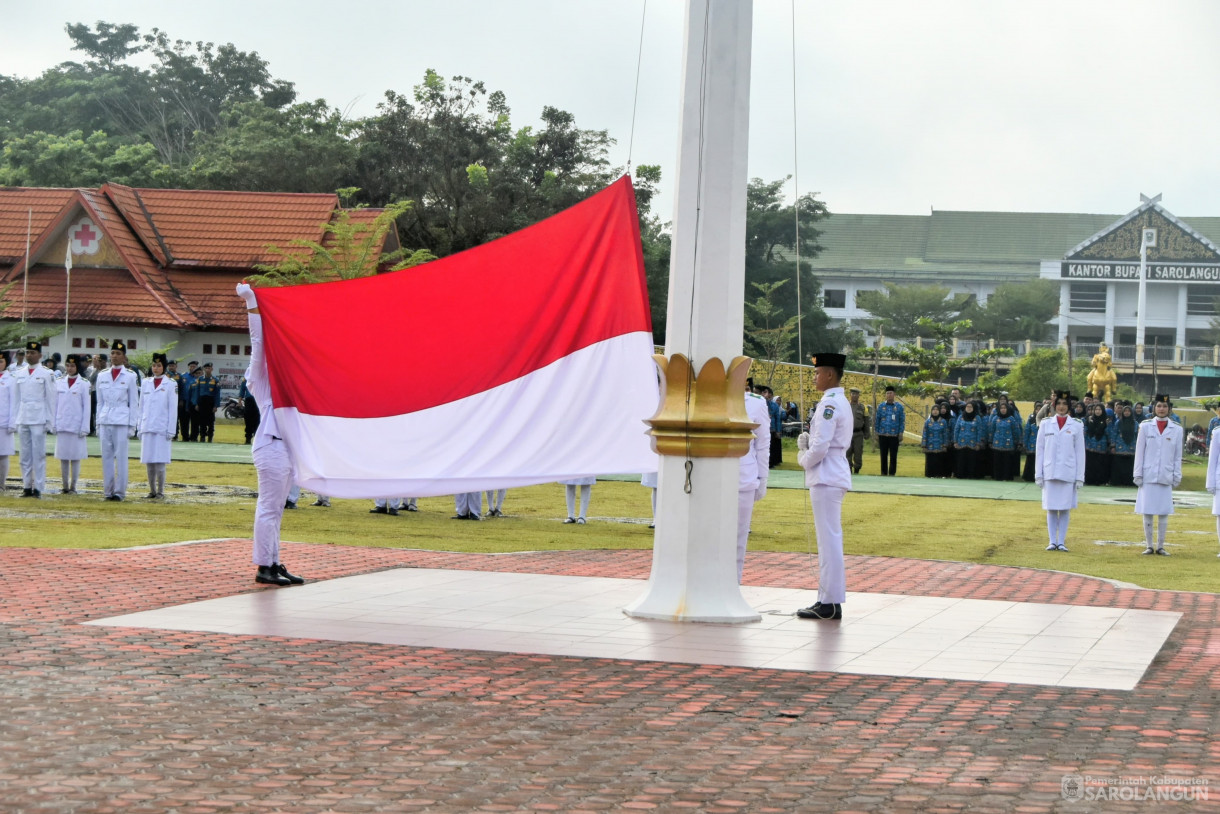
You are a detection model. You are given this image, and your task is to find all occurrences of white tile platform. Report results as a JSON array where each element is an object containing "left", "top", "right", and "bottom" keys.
[{"left": 87, "top": 568, "right": 1180, "bottom": 691}]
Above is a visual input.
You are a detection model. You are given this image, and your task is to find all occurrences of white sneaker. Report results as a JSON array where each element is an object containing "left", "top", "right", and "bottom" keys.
[
  {"left": 1142, "top": 547, "right": 1155, "bottom": 555},
  {"left": 576, "top": 517, "right": 586, "bottom": 525},
  {"left": 1155, "top": 547, "right": 1169, "bottom": 556},
  {"left": 1046, "top": 542, "right": 1057, "bottom": 551},
  {"left": 1056, "top": 544, "right": 1068, "bottom": 552}
]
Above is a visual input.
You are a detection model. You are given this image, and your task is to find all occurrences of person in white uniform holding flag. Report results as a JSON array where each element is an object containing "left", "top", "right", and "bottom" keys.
[
  {"left": 13, "top": 341, "right": 57, "bottom": 498},
  {"left": 237, "top": 282, "right": 305, "bottom": 587},
  {"left": 795, "top": 352, "right": 853, "bottom": 620},
  {"left": 53, "top": 355, "right": 91, "bottom": 494},
  {"left": 1134, "top": 394, "right": 1183, "bottom": 556}
]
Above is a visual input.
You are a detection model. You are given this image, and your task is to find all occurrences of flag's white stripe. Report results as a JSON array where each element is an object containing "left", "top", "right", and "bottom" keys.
[{"left": 275, "top": 332, "right": 659, "bottom": 499}]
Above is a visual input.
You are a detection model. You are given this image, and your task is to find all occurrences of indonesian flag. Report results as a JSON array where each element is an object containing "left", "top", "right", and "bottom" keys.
[{"left": 252, "top": 176, "right": 659, "bottom": 498}]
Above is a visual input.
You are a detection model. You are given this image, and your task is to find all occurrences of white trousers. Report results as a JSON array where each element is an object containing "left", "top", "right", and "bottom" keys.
[
  {"left": 99, "top": 424, "right": 130, "bottom": 498},
  {"left": 565, "top": 484, "right": 592, "bottom": 519},
  {"left": 736, "top": 488, "right": 756, "bottom": 583},
  {"left": 485, "top": 489, "right": 506, "bottom": 511},
  {"left": 375, "top": 497, "right": 401, "bottom": 510},
  {"left": 455, "top": 492, "right": 482, "bottom": 517},
  {"left": 252, "top": 440, "right": 293, "bottom": 566},
  {"left": 810, "top": 485, "right": 847, "bottom": 604},
  {"left": 18, "top": 425, "right": 47, "bottom": 491}
]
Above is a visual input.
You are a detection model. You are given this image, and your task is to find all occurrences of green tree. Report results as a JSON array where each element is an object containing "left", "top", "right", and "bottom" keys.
[
  {"left": 855, "top": 284, "right": 970, "bottom": 338},
  {"left": 248, "top": 201, "right": 433, "bottom": 287},
  {"left": 963, "top": 280, "right": 1058, "bottom": 341},
  {"left": 878, "top": 318, "right": 1008, "bottom": 397},
  {"left": 1001, "top": 347, "right": 1087, "bottom": 401},
  {"left": 744, "top": 280, "right": 799, "bottom": 385},
  {"left": 1, "top": 129, "right": 168, "bottom": 187}
]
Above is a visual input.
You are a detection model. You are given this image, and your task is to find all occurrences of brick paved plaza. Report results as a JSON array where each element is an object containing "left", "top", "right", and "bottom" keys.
[{"left": 1, "top": 542, "right": 1216, "bottom": 812}]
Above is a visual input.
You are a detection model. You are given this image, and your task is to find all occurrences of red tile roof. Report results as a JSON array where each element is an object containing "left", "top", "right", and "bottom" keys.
[{"left": 0, "top": 185, "right": 398, "bottom": 332}]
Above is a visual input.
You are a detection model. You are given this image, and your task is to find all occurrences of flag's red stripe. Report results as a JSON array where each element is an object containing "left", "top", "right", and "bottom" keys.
[{"left": 255, "top": 177, "right": 650, "bottom": 419}]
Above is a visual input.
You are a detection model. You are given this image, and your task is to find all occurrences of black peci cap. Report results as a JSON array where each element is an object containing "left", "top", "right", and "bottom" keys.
[{"left": 811, "top": 352, "right": 847, "bottom": 368}]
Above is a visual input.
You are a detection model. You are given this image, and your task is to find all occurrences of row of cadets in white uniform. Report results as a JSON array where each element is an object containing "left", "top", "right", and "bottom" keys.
[
  {"left": 1133, "top": 395, "right": 1182, "bottom": 556},
  {"left": 1203, "top": 416, "right": 1220, "bottom": 557},
  {"left": 796, "top": 353, "right": 853, "bottom": 620}
]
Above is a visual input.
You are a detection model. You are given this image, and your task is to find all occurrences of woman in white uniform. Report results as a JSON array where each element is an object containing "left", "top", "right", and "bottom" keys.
[
  {"left": 138, "top": 354, "right": 177, "bottom": 499},
  {"left": 0, "top": 357, "right": 16, "bottom": 493},
  {"left": 1035, "top": 391, "right": 1085, "bottom": 552},
  {"left": 1133, "top": 394, "right": 1183, "bottom": 556},
  {"left": 560, "top": 476, "right": 595, "bottom": 524},
  {"left": 1204, "top": 418, "right": 1220, "bottom": 557},
  {"left": 53, "top": 355, "right": 92, "bottom": 493}
]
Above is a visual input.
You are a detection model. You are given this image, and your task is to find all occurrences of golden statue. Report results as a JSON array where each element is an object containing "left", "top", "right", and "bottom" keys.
[{"left": 1087, "top": 343, "right": 1118, "bottom": 402}]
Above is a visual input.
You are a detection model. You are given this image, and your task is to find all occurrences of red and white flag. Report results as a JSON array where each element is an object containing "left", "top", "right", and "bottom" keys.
[{"left": 252, "top": 176, "right": 659, "bottom": 498}]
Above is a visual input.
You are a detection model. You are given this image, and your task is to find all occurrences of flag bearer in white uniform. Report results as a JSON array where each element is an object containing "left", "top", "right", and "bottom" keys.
[
  {"left": 13, "top": 340, "right": 57, "bottom": 498},
  {"left": 795, "top": 353, "right": 853, "bottom": 620},
  {"left": 237, "top": 282, "right": 305, "bottom": 587},
  {"left": 138, "top": 354, "right": 177, "bottom": 499},
  {"left": 1134, "top": 394, "right": 1183, "bottom": 556},
  {"left": 53, "top": 355, "right": 91, "bottom": 493},
  {"left": 1035, "top": 391, "right": 1085, "bottom": 552},
  {"left": 737, "top": 380, "right": 771, "bottom": 582},
  {"left": 0, "top": 357, "right": 17, "bottom": 493},
  {"left": 95, "top": 341, "right": 139, "bottom": 501}
]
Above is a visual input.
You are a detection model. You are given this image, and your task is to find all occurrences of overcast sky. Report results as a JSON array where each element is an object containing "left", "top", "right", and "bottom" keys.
[{"left": 5, "top": 0, "right": 1220, "bottom": 219}]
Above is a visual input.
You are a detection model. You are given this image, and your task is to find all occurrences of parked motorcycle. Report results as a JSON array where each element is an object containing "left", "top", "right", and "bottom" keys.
[{"left": 222, "top": 396, "right": 245, "bottom": 420}]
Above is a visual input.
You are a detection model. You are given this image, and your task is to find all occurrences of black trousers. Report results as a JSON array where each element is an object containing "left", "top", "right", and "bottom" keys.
[
  {"left": 878, "top": 435, "right": 900, "bottom": 475},
  {"left": 196, "top": 396, "right": 216, "bottom": 441},
  {"left": 244, "top": 399, "right": 261, "bottom": 442}
]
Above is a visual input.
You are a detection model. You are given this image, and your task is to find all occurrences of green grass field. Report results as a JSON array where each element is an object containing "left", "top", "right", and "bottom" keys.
[{"left": 4, "top": 424, "right": 1217, "bottom": 593}]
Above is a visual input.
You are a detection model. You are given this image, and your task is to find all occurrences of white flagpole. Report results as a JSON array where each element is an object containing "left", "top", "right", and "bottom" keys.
[
  {"left": 64, "top": 240, "right": 74, "bottom": 343},
  {"left": 22, "top": 209, "right": 31, "bottom": 322}
]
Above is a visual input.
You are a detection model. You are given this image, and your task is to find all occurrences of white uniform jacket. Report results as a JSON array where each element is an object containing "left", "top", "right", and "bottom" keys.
[
  {"left": 1035, "top": 415, "right": 1085, "bottom": 483},
  {"left": 0, "top": 371, "right": 15, "bottom": 431},
  {"left": 138, "top": 376, "right": 178, "bottom": 438},
  {"left": 95, "top": 366, "right": 140, "bottom": 428},
  {"left": 1133, "top": 419, "right": 1183, "bottom": 487},
  {"left": 798, "top": 386, "right": 853, "bottom": 490},
  {"left": 740, "top": 392, "right": 771, "bottom": 492},
  {"left": 12, "top": 365, "right": 56, "bottom": 426},
  {"left": 54, "top": 375, "right": 92, "bottom": 436}
]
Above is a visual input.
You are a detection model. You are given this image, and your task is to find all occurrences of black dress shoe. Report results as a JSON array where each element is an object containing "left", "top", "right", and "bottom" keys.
[
  {"left": 145, "top": 492, "right": 158, "bottom": 499},
  {"left": 20, "top": 488, "right": 32, "bottom": 498},
  {"left": 451, "top": 513, "right": 469, "bottom": 520},
  {"left": 388, "top": 508, "right": 399, "bottom": 516},
  {"left": 796, "top": 602, "right": 842, "bottom": 620},
  {"left": 370, "top": 506, "right": 389, "bottom": 514},
  {"left": 284, "top": 501, "right": 297, "bottom": 510},
  {"left": 274, "top": 563, "right": 305, "bottom": 585},
  {"left": 255, "top": 565, "right": 292, "bottom": 586},
  {"left": 31, "top": 489, "right": 40, "bottom": 498}
]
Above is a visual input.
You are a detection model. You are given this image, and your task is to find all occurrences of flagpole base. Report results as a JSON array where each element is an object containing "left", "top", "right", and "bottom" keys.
[{"left": 623, "top": 455, "right": 761, "bottom": 625}]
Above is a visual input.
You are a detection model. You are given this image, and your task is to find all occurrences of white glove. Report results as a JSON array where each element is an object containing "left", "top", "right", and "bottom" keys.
[
  {"left": 45, "top": 424, "right": 54, "bottom": 435},
  {"left": 1075, "top": 480, "right": 1084, "bottom": 490},
  {"left": 1173, "top": 479, "right": 1181, "bottom": 488},
  {"left": 797, "top": 432, "right": 810, "bottom": 451},
  {"left": 77, "top": 431, "right": 87, "bottom": 438},
  {"left": 1208, "top": 487, "right": 1216, "bottom": 496},
  {"left": 1133, "top": 477, "right": 1143, "bottom": 487},
  {"left": 755, "top": 481, "right": 767, "bottom": 502},
  {"left": 127, "top": 427, "right": 137, "bottom": 439},
  {"left": 166, "top": 432, "right": 174, "bottom": 440},
  {"left": 1035, "top": 479, "right": 1044, "bottom": 488},
  {"left": 236, "top": 282, "right": 258, "bottom": 308}
]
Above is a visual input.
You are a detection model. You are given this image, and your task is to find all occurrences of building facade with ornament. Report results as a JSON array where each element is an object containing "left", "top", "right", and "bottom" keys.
[{"left": 0, "top": 185, "right": 397, "bottom": 395}]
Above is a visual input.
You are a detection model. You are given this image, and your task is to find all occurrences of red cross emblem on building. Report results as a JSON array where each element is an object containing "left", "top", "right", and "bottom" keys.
[{"left": 69, "top": 218, "right": 101, "bottom": 255}]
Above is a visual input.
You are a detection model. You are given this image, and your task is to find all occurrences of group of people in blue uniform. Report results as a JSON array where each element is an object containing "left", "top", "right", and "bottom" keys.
[{"left": 919, "top": 391, "right": 1165, "bottom": 488}]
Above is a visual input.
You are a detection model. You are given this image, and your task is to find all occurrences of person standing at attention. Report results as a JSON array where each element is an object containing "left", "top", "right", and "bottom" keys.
[
  {"left": 1134, "top": 394, "right": 1183, "bottom": 556},
  {"left": 1035, "top": 391, "right": 1084, "bottom": 552},
  {"left": 95, "top": 341, "right": 139, "bottom": 501},
  {"left": 736, "top": 376, "right": 771, "bottom": 582},
  {"left": 138, "top": 353, "right": 177, "bottom": 499},
  {"left": 53, "top": 355, "right": 91, "bottom": 494},
  {"left": 846, "top": 386, "right": 869, "bottom": 475},
  {"left": 795, "top": 352, "right": 853, "bottom": 620},
  {"left": 874, "top": 385, "right": 904, "bottom": 476},
  {"left": 13, "top": 341, "right": 57, "bottom": 498}
]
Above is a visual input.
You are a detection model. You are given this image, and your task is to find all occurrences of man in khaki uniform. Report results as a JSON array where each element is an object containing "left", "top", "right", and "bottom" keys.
[{"left": 846, "top": 387, "right": 870, "bottom": 475}]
